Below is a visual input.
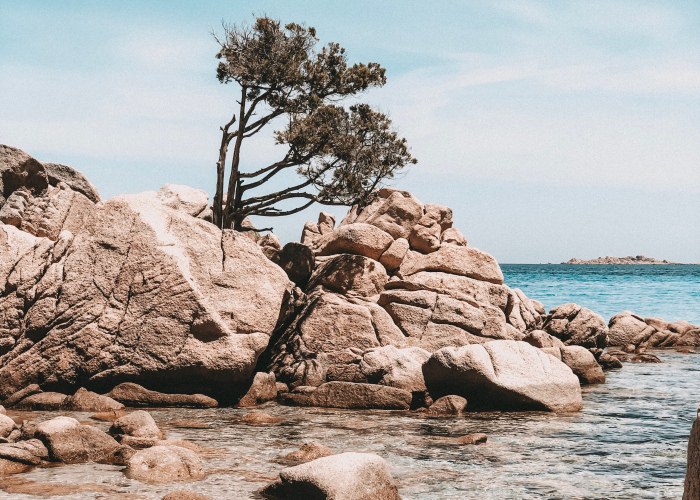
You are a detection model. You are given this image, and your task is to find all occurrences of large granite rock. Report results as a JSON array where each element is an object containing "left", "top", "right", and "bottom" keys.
[
  {"left": 261, "top": 452, "right": 400, "bottom": 500},
  {"left": 125, "top": 445, "right": 205, "bottom": 484},
  {"left": 423, "top": 340, "right": 583, "bottom": 412},
  {"left": 0, "top": 164, "right": 293, "bottom": 401},
  {"left": 609, "top": 311, "right": 700, "bottom": 349},
  {"left": 282, "top": 382, "right": 412, "bottom": 410},
  {"left": 34, "top": 416, "right": 121, "bottom": 464},
  {"left": 542, "top": 303, "right": 609, "bottom": 348},
  {"left": 685, "top": 409, "right": 700, "bottom": 500}
]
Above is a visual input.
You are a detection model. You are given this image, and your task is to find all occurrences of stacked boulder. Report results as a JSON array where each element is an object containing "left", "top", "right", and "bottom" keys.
[
  {"left": 267, "top": 189, "right": 591, "bottom": 410},
  {"left": 0, "top": 145, "right": 293, "bottom": 403},
  {"left": 608, "top": 311, "right": 699, "bottom": 349}
]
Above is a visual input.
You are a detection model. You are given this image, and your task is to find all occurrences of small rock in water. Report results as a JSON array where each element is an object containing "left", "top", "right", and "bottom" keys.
[
  {"left": 125, "top": 445, "right": 206, "bottom": 484},
  {"left": 0, "top": 457, "right": 32, "bottom": 476},
  {"left": 162, "top": 491, "right": 211, "bottom": 500},
  {"left": 62, "top": 387, "right": 124, "bottom": 412},
  {"left": 280, "top": 441, "right": 334, "bottom": 465},
  {"left": 428, "top": 395, "right": 468, "bottom": 416},
  {"left": 14, "top": 392, "right": 68, "bottom": 410},
  {"left": 106, "top": 383, "right": 218, "bottom": 408},
  {"left": 240, "top": 411, "right": 283, "bottom": 426},
  {"left": 454, "top": 433, "right": 488, "bottom": 445},
  {"left": 237, "top": 372, "right": 277, "bottom": 407}
]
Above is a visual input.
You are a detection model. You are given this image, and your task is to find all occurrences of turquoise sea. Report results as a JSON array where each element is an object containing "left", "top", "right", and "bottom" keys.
[{"left": 503, "top": 264, "right": 700, "bottom": 324}]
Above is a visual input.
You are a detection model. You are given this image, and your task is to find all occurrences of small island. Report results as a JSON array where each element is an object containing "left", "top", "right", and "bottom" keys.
[{"left": 564, "top": 255, "right": 678, "bottom": 265}]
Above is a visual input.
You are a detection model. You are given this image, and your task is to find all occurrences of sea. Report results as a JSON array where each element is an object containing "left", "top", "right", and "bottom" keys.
[{"left": 2, "top": 265, "right": 699, "bottom": 499}]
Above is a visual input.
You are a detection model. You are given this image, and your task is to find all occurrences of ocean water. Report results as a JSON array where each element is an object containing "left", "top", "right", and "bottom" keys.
[
  {"left": 503, "top": 264, "right": 700, "bottom": 324},
  {"left": 2, "top": 265, "right": 699, "bottom": 499}
]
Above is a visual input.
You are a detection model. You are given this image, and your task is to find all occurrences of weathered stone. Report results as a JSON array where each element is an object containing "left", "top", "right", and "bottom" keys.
[
  {"left": 162, "top": 491, "right": 211, "bottom": 500},
  {"left": 14, "top": 392, "right": 67, "bottom": 410},
  {"left": 62, "top": 388, "right": 124, "bottom": 412},
  {"left": 316, "top": 223, "right": 394, "bottom": 261},
  {"left": 454, "top": 433, "right": 487, "bottom": 445},
  {"left": 543, "top": 304, "right": 609, "bottom": 349},
  {"left": 110, "top": 410, "right": 163, "bottom": 441},
  {"left": 379, "top": 237, "right": 410, "bottom": 272},
  {"left": 0, "top": 414, "right": 14, "bottom": 439},
  {"left": 238, "top": 372, "right": 277, "bottom": 407},
  {"left": 423, "top": 340, "right": 582, "bottom": 412},
  {"left": 125, "top": 445, "right": 206, "bottom": 484},
  {"left": 261, "top": 452, "right": 400, "bottom": 500},
  {"left": 0, "top": 457, "right": 32, "bottom": 476},
  {"left": 0, "top": 439, "right": 48, "bottom": 465},
  {"left": 441, "top": 227, "right": 467, "bottom": 246},
  {"left": 272, "top": 242, "right": 315, "bottom": 288},
  {"left": 559, "top": 346, "right": 605, "bottom": 385},
  {"left": 1, "top": 385, "right": 42, "bottom": 408},
  {"left": 358, "top": 190, "right": 424, "bottom": 239},
  {"left": 309, "top": 254, "right": 388, "bottom": 297},
  {"left": 524, "top": 330, "right": 565, "bottom": 349},
  {"left": 685, "top": 410, "right": 700, "bottom": 500},
  {"left": 280, "top": 442, "right": 334, "bottom": 465},
  {"left": 398, "top": 246, "right": 504, "bottom": 284},
  {"left": 105, "top": 383, "right": 217, "bottom": 408},
  {"left": 282, "top": 382, "right": 412, "bottom": 410},
  {"left": 359, "top": 345, "right": 430, "bottom": 392},
  {"left": 428, "top": 395, "right": 468, "bottom": 416},
  {"left": 155, "top": 184, "right": 208, "bottom": 217},
  {"left": 35, "top": 416, "right": 120, "bottom": 464},
  {"left": 240, "top": 411, "right": 283, "bottom": 426}
]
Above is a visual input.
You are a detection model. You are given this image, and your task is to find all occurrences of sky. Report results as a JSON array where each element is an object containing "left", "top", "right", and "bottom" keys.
[{"left": 1, "top": 0, "right": 699, "bottom": 263}]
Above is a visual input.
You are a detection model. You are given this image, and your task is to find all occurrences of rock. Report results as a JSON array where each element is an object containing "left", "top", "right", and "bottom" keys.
[
  {"left": 238, "top": 372, "right": 277, "bottom": 407},
  {"left": 595, "top": 351, "right": 624, "bottom": 370},
  {"left": 359, "top": 345, "right": 430, "bottom": 392},
  {"left": 43, "top": 162, "right": 101, "bottom": 203},
  {"left": 275, "top": 382, "right": 289, "bottom": 394},
  {"left": 0, "top": 405, "right": 4, "bottom": 415},
  {"left": 35, "top": 416, "right": 121, "bottom": 464},
  {"left": 454, "top": 433, "right": 487, "bottom": 445},
  {"left": 14, "top": 392, "right": 67, "bottom": 410},
  {"left": 125, "top": 445, "right": 206, "bottom": 484},
  {"left": 559, "top": 346, "right": 605, "bottom": 385},
  {"left": 2, "top": 385, "right": 42, "bottom": 407},
  {"left": 441, "top": 227, "right": 467, "bottom": 246},
  {"left": 261, "top": 452, "right": 400, "bottom": 500},
  {"left": 398, "top": 246, "right": 504, "bottom": 284},
  {"left": 155, "top": 184, "right": 208, "bottom": 217},
  {"left": 282, "top": 382, "right": 412, "bottom": 410},
  {"left": 258, "top": 233, "right": 282, "bottom": 260},
  {"left": 428, "top": 395, "right": 468, "bottom": 416},
  {"left": 281, "top": 442, "right": 334, "bottom": 465},
  {"left": 110, "top": 410, "right": 164, "bottom": 442},
  {"left": 543, "top": 304, "right": 609, "bottom": 348},
  {"left": 162, "top": 491, "right": 211, "bottom": 500},
  {"left": 523, "top": 330, "right": 565, "bottom": 349},
  {"left": 356, "top": 189, "right": 424, "bottom": 239},
  {"left": 105, "top": 383, "right": 218, "bottom": 408},
  {"left": 309, "top": 254, "right": 389, "bottom": 298},
  {"left": 0, "top": 457, "right": 32, "bottom": 476},
  {"left": 272, "top": 242, "right": 315, "bottom": 287},
  {"left": 0, "top": 414, "right": 15, "bottom": 438},
  {"left": 685, "top": 410, "right": 700, "bottom": 500},
  {"left": 408, "top": 204, "right": 452, "bottom": 254},
  {"left": 240, "top": 411, "right": 283, "bottom": 426},
  {"left": 608, "top": 311, "right": 699, "bottom": 349},
  {"left": 0, "top": 439, "right": 48, "bottom": 465},
  {"left": 62, "top": 388, "right": 124, "bottom": 412},
  {"left": 316, "top": 223, "right": 394, "bottom": 261},
  {"left": 0, "top": 181, "right": 292, "bottom": 402},
  {"left": 423, "top": 340, "right": 582, "bottom": 412},
  {"left": 379, "top": 238, "right": 410, "bottom": 272}
]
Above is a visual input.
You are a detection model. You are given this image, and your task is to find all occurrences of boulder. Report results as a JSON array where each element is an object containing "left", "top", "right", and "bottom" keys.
[
  {"left": 35, "top": 416, "right": 121, "bottom": 464},
  {"left": 454, "top": 433, "right": 487, "bottom": 445},
  {"left": 272, "top": 242, "right": 315, "bottom": 287},
  {"left": 356, "top": 189, "right": 424, "bottom": 239},
  {"left": 0, "top": 439, "right": 48, "bottom": 465},
  {"left": 379, "top": 238, "right": 410, "bottom": 272},
  {"left": 239, "top": 411, "right": 283, "bottom": 426},
  {"left": 609, "top": 311, "right": 700, "bottom": 349},
  {"left": 316, "top": 223, "right": 394, "bottom": 261},
  {"left": 559, "top": 346, "right": 605, "bottom": 385},
  {"left": 261, "top": 452, "right": 400, "bottom": 500},
  {"left": 0, "top": 414, "right": 15, "bottom": 439},
  {"left": 543, "top": 304, "right": 609, "bottom": 348},
  {"left": 308, "top": 254, "right": 389, "bottom": 298},
  {"left": 14, "top": 392, "right": 67, "bottom": 410},
  {"left": 62, "top": 388, "right": 124, "bottom": 412},
  {"left": 685, "top": 410, "right": 700, "bottom": 500},
  {"left": 441, "top": 227, "right": 467, "bottom": 246},
  {"left": 407, "top": 204, "right": 452, "bottom": 254},
  {"left": 398, "top": 246, "right": 504, "bottom": 284},
  {"left": 125, "top": 445, "right": 206, "bottom": 484},
  {"left": 237, "top": 372, "right": 277, "bottom": 407},
  {"left": 110, "top": 410, "right": 163, "bottom": 442},
  {"left": 155, "top": 184, "right": 208, "bottom": 217},
  {"left": 423, "top": 340, "right": 582, "bottom": 412},
  {"left": 105, "top": 383, "right": 217, "bottom": 408},
  {"left": 524, "top": 330, "right": 565, "bottom": 349},
  {"left": 281, "top": 442, "right": 334, "bottom": 465},
  {"left": 359, "top": 345, "right": 430, "bottom": 392},
  {"left": 428, "top": 395, "right": 468, "bottom": 416},
  {"left": 162, "top": 491, "right": 211, "bottom": 500},
  {"left": 0, "top": 457, "right": 32, "bottom": 476},
  {"left": 2, "top": 384, "right": 42, "bottom": 407},
  {"left": 282, "top": 382, "right": 412, "bottom": 410},
  {"left": 0, "top": 180, "right": 292, "bottom": 402}
]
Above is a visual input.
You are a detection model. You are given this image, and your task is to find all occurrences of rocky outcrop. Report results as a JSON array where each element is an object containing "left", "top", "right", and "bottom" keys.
[
  {"left": 565, "top": 255, "right": 677, "bottom": 265},
  {"left": 261, "top": 452, "right": 400, "bottom": 500},
  {"left": 267, "top": 189, "right": 546, "bottom": 403},
  {"left": 0, "top": 150, "right": 293, "bottom": 402},
  {"left": 422, "top": 340, "right": 583, "bottom": 412},
  {"left": 685, "top": 409, "right": 700, "bottom": 500},
  {"left": 608, "top": 311, "right": 699, "bottom": 349},
  {"left": 542, "top": 304, "right": 609, "bottom": 348}
]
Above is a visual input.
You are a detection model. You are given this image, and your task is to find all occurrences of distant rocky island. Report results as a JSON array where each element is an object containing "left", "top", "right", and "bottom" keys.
[{"left": 564, "top": 255, "right": 678, "bottom": 265}]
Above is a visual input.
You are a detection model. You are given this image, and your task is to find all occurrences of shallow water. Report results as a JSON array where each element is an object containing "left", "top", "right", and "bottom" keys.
[
  {"left": 4, "top": 352, "right": 699, "bottom": 499},
  {"left": 2, "top": 265, "right": 699, "bottom": 499}
]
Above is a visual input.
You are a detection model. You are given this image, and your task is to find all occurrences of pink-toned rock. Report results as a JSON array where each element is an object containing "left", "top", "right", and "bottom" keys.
[
  {"left": 125, "top": 445, "right": 205, "bottom": 484},
  {"left": 282, "top": 382, "right": 412, "bottom": 410},
  {"left": 309, "top": 254, "right": 388, "bottom": 297},
  {"left": 559, "top": 346, "right": 605, "bottom": 385},
  {"left": 238, "top": 372, "right": 277, "bottom": 407},
  {"left": 428, "top": 395, "right": 468, "bottom": 416},
  {"left": 359, "top": 345, "right": 430, "bottom": 392},
  {"left": 106, "top": 383, "right": 218, "bottom": 408},
  {"left": 280, "top": 442, "right": 334, "bottom": 465},
  {"left": 398, "top": 246, "right": 504, "bottom": 284},
  {"left": 35, "top": 416, "right": 121, "bottom": 464},
  {"left": 316, "top": 223, "right": 394, "bottom": 261},
  {"left": 357, "top": 189, "right": 424, "bottom": 240},
  {"left": 62, "top": 388, "right": 124, "bottom": 412},
  {"left": 685, "top": 410, "right": 700, "bottom": 499},
  {"left": 543, "top": 303, "right": 609, "bottom": 349},
  {"left": 110, "top": 410, "right": 163, "bottom": 441},
  {"left": 524, "top": 330, "right": 565, "bottom": 349},
  {"left": 14, "top": 392, "right": 67, "bottom": 410},
  {"left": 379, "top": 237, "right": 410, "bottom": 272},
  {"left": 440, "top": 227, "right": 467, "bottom": 246}
]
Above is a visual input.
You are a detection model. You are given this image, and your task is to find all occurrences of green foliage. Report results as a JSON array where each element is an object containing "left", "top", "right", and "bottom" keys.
[{"left": 212, "top": 17, "right": 416, "bottom": 230}]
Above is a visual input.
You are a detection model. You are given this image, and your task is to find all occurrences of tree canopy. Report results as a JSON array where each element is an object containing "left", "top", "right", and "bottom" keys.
[{"left": 213, "top": 17, "right": 416, "bottom": 230}]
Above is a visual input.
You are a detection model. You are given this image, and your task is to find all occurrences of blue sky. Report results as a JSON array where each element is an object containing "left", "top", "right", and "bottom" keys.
[{"left": 1, "top": 1, "right": 699, "bottom": 263}]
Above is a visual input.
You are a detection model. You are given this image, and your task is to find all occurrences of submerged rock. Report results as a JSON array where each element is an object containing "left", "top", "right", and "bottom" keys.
[
  {"left": 423, "top": 340, "right": 582, "bottom": 412},
  {"left": 125, "top": 445, "right": 206, "bottom": 484},
  {"left": 261, "top": 452, "right": 400, "bottom": 500},
  {"left": 109, "top": 410, "right": 164, "bottom": 445},
  {"left": 280, "top": 442, "right": 334, "bottom": 465}
]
